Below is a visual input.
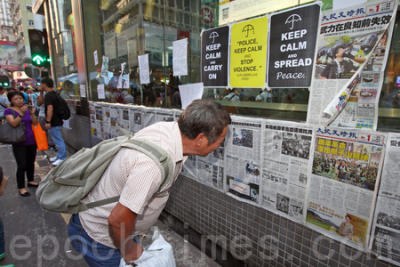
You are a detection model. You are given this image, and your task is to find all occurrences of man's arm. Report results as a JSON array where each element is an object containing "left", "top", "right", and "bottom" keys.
[
  {"left": 46, "top": 105, "right": 53, "bottom": 122},
  {"left": 45, "top": 104, "right": 53, "bottom": 130},
  {"left": 108, "top": 202, "right": 143, "bottom": 262},
  {"left": 37, "top": 92, "right": 44, "bottom": 106}
]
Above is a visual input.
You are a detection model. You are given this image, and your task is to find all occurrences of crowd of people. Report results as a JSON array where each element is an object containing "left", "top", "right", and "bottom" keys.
[
  {"left": 312, "top": 153, "right": 378, "bottom": 190},
  {"left": 95, "top": 66, "right": 182, "bottom": 109},
  {"left": 209, "top": 87, "right": 310, "bottom": 104}
]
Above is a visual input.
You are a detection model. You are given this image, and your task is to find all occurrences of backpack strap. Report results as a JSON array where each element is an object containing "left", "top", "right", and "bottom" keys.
[{"left": 83, "top": 137, "right": 174, "bottom": 210}]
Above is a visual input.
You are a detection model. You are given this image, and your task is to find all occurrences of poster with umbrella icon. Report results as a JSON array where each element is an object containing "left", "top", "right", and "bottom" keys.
[
  {"left": 268, "top": 3, "right": 321, "bottom": 88},
  {"left": 230, "top": 16, "right": 268, "bottom": 88},
  {"left": 201, "top": 26, "right": 229, "bottom": 87}
]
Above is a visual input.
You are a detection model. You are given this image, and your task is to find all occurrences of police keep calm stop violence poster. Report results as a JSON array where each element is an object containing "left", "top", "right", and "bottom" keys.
[
  {"left": 268, "top": 4, "right": 321, "bottom": 88},
  {"left": 230, "top": 16, "right": 268, "bottom": 88}
]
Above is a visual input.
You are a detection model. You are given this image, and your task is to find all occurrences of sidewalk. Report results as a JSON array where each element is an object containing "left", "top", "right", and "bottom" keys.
[{"left": 0, "top": 144, "right": 220, "bottom": 267}]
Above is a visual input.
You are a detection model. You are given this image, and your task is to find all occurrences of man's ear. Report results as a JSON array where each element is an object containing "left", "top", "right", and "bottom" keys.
[{"left": 194, "top": 133, "right": 207, "bottom": 147}]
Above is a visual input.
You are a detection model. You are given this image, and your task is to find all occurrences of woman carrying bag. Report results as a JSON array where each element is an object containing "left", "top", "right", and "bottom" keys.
[{"left": 4, "top": 91, "right": 39, "bottom": 197}]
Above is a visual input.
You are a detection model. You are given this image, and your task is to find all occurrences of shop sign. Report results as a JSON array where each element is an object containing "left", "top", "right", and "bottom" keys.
[
  {"left": 230, "top": 16, "right": 268, "bottom": 88},
  {"left": 268, "top": 4, "right": 321, "bottom": 88},
  {"left": 201, "top": 26, "right": 229, "bottom": 87}
]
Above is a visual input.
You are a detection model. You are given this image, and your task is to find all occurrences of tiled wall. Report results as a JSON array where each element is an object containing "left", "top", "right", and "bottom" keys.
[{"left": 165, "top": 175, "right": 393, "bottom": 267}]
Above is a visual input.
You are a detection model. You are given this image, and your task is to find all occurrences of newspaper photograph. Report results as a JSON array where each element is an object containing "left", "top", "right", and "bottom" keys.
[
  {"left": 370, "top": 133, "right": 400, "bottom": 265},
  {"left": 119, "top": 106, "right": 130, "bottom": 131},
  {"left": 260, "top": 121, "right": 314, "bottom": 222},
  {"left": 128, "top": 106, "right": 143, "bottom": 134},
  {"left": 307, "top": 0, "right": 397, "bottom": 127},
  {"left": 224, "top": 116, "right": 262, "bottom": 205},
  {"left": 306, "top": 127, "right": 386, "bottom": 249}
]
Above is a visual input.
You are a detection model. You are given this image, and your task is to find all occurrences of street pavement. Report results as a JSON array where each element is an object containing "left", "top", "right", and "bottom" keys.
[
  {"left": 0, "top": 144, "right": 220, "bottom": 267},
  {"left": 0, "top": 144, "right": 87, "bottom": 267}
]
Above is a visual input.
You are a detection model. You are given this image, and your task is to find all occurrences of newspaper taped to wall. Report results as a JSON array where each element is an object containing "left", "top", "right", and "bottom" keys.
[
  {"left": 370, "top": 133, "right": 400, "bottom": 264},
  {"left": 109, "top": 105, "right": 120, "bottom": 138},
  {"left": 197, "top": 142, "right": 225, "bottom": 192},
  {"left": 224, "top": 116, "right": 263, "bottom": 205},
  {"left": 93, "top": 102, "right": 104, "bottom": 139},
  {"left": 155, "top": 110, "right": 175, "bottom": 123},
  {"left": 329, "top": 71, "right": 385, "bottom": 129},
  {"left": 119, "top": 106, "right": 130, "bottom": 131},
  {"left": 128, "top": 106, "right": 143, "bottom": 134},
  {"left": 260, "top": 121, "right": 314, "bottom": 222},
  {"left": 305, "top": 127, "right": 386, "bottom": 250},
  {"left": 307, "top": 0, "right": 397, "bottom": 129},
  {"left": 89, "top": 102, "right": 97, "bottom": 137}
]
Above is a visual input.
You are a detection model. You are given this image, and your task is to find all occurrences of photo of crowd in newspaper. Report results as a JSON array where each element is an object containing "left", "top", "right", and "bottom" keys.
[
  {"left": 306, "top": 127, "right": 386, "bottom": 249},
  {"left": 260, "top": 122, "right": 313, "bottom": 222},
  {"left": 312, "top": 136, "right": 382, "bottom": 191},
  {"left": 225, "top": 117, "right": 262, "bottom": 205}
]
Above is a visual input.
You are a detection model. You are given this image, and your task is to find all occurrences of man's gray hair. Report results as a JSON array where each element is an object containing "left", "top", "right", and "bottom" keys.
[{"left": 178, "top": 99, "right": 231, "bottom": 144}]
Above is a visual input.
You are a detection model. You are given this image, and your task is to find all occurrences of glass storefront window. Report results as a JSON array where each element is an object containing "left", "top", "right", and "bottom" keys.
[
  {"left": 82, "top": 0, "right": 309, "bottom": 122},
  {"left": 48, "top": 0, "right": 78, "bottom": 100},
  {"left": 83, "top": 0, "right": 218, "bottom": 110},
  {"left": 378, "top": 10, "right": 400, "bottom": 131}
]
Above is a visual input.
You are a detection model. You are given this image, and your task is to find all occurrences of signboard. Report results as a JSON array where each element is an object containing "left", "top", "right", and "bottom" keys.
[
  {"left": 219, "top": 0, "right": 312, "bottom": 26},
  {"left": 201, "top": 26, "right": 229, "bottom": 87},
  {"left": 230, "top": 16, "right": 268, "bottom": 88},
  {"left": 268, "top": 4, "right": 321, "bottom": 88},
  {"left": 0, "top": 41, "right": 18, "bottom": 71}
]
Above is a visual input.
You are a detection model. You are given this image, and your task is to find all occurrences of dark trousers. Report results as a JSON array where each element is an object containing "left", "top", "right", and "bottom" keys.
[{"left": 12, "top": 144, "right": 37, "bottom": 189}]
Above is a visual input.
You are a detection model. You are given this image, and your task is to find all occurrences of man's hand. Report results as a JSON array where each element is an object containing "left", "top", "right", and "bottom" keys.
[
  {"left": 108, "top": 202, "right": 143, "bottom": 262},
  {"left": 45, "top": 122, "right": 51, "bottom": 130}
]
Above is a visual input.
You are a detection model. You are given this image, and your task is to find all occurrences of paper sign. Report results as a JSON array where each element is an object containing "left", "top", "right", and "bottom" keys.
[
  {"left": 138, "top": 54, "right": 150, "bottom": 84},
  {"left": 173, "top": 38, "right": 188, "bottom": 76},
  {"left": 178, "top": 82, "right": 204, "bottom": 109},
  {"left": 201, "top": 26, "right": 229, "bottom": 87},
  {"left": 118, "top": 63, "right": 126, "bottom": 89},
  {"left": 124, "top": 72, "right": 130, "bottom": 89},
  {"left": 62, "top": 119, "right": 71, "bottom": 129},
  {"left": 230, "top": 16, "right": 268, "bottom": 88},
  {"left": 97, "top": 84, "right": 105, "bottom": 99},
  {"left": 94, "top": 50, "right": 98, "bottom": 66},
  {"left": 268, "top": 4, "right": 320, "bottom": 88},
  {"left": 80, "top": 84, "right": 86, "bottom": 98},
  {"left": 101, "top": 56, "right": 109, "bottom": 78},
  {"left": 64, "top": 55, "right": 68, "bottom": 66}
]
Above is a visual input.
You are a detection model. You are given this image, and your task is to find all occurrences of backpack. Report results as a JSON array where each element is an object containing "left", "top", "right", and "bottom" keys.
[
  {"left": 36, "top": 133, "right": 174, "bottom": 214},
  {"left": 55, "top": 91, "right": 71, "bottom": 120}
]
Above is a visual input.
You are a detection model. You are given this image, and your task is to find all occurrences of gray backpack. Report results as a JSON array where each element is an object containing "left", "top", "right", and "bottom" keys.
[{"left": 36, "top": 134, "right": 174, "bottom": 214}]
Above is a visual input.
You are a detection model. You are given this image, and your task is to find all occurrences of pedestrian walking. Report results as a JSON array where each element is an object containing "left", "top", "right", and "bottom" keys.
[
  {"left": 4, "top": 91, "right": 39, "bottom": 197},
  {"left": 42, "top": 77, "right": 67, "bottom": 166}
]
